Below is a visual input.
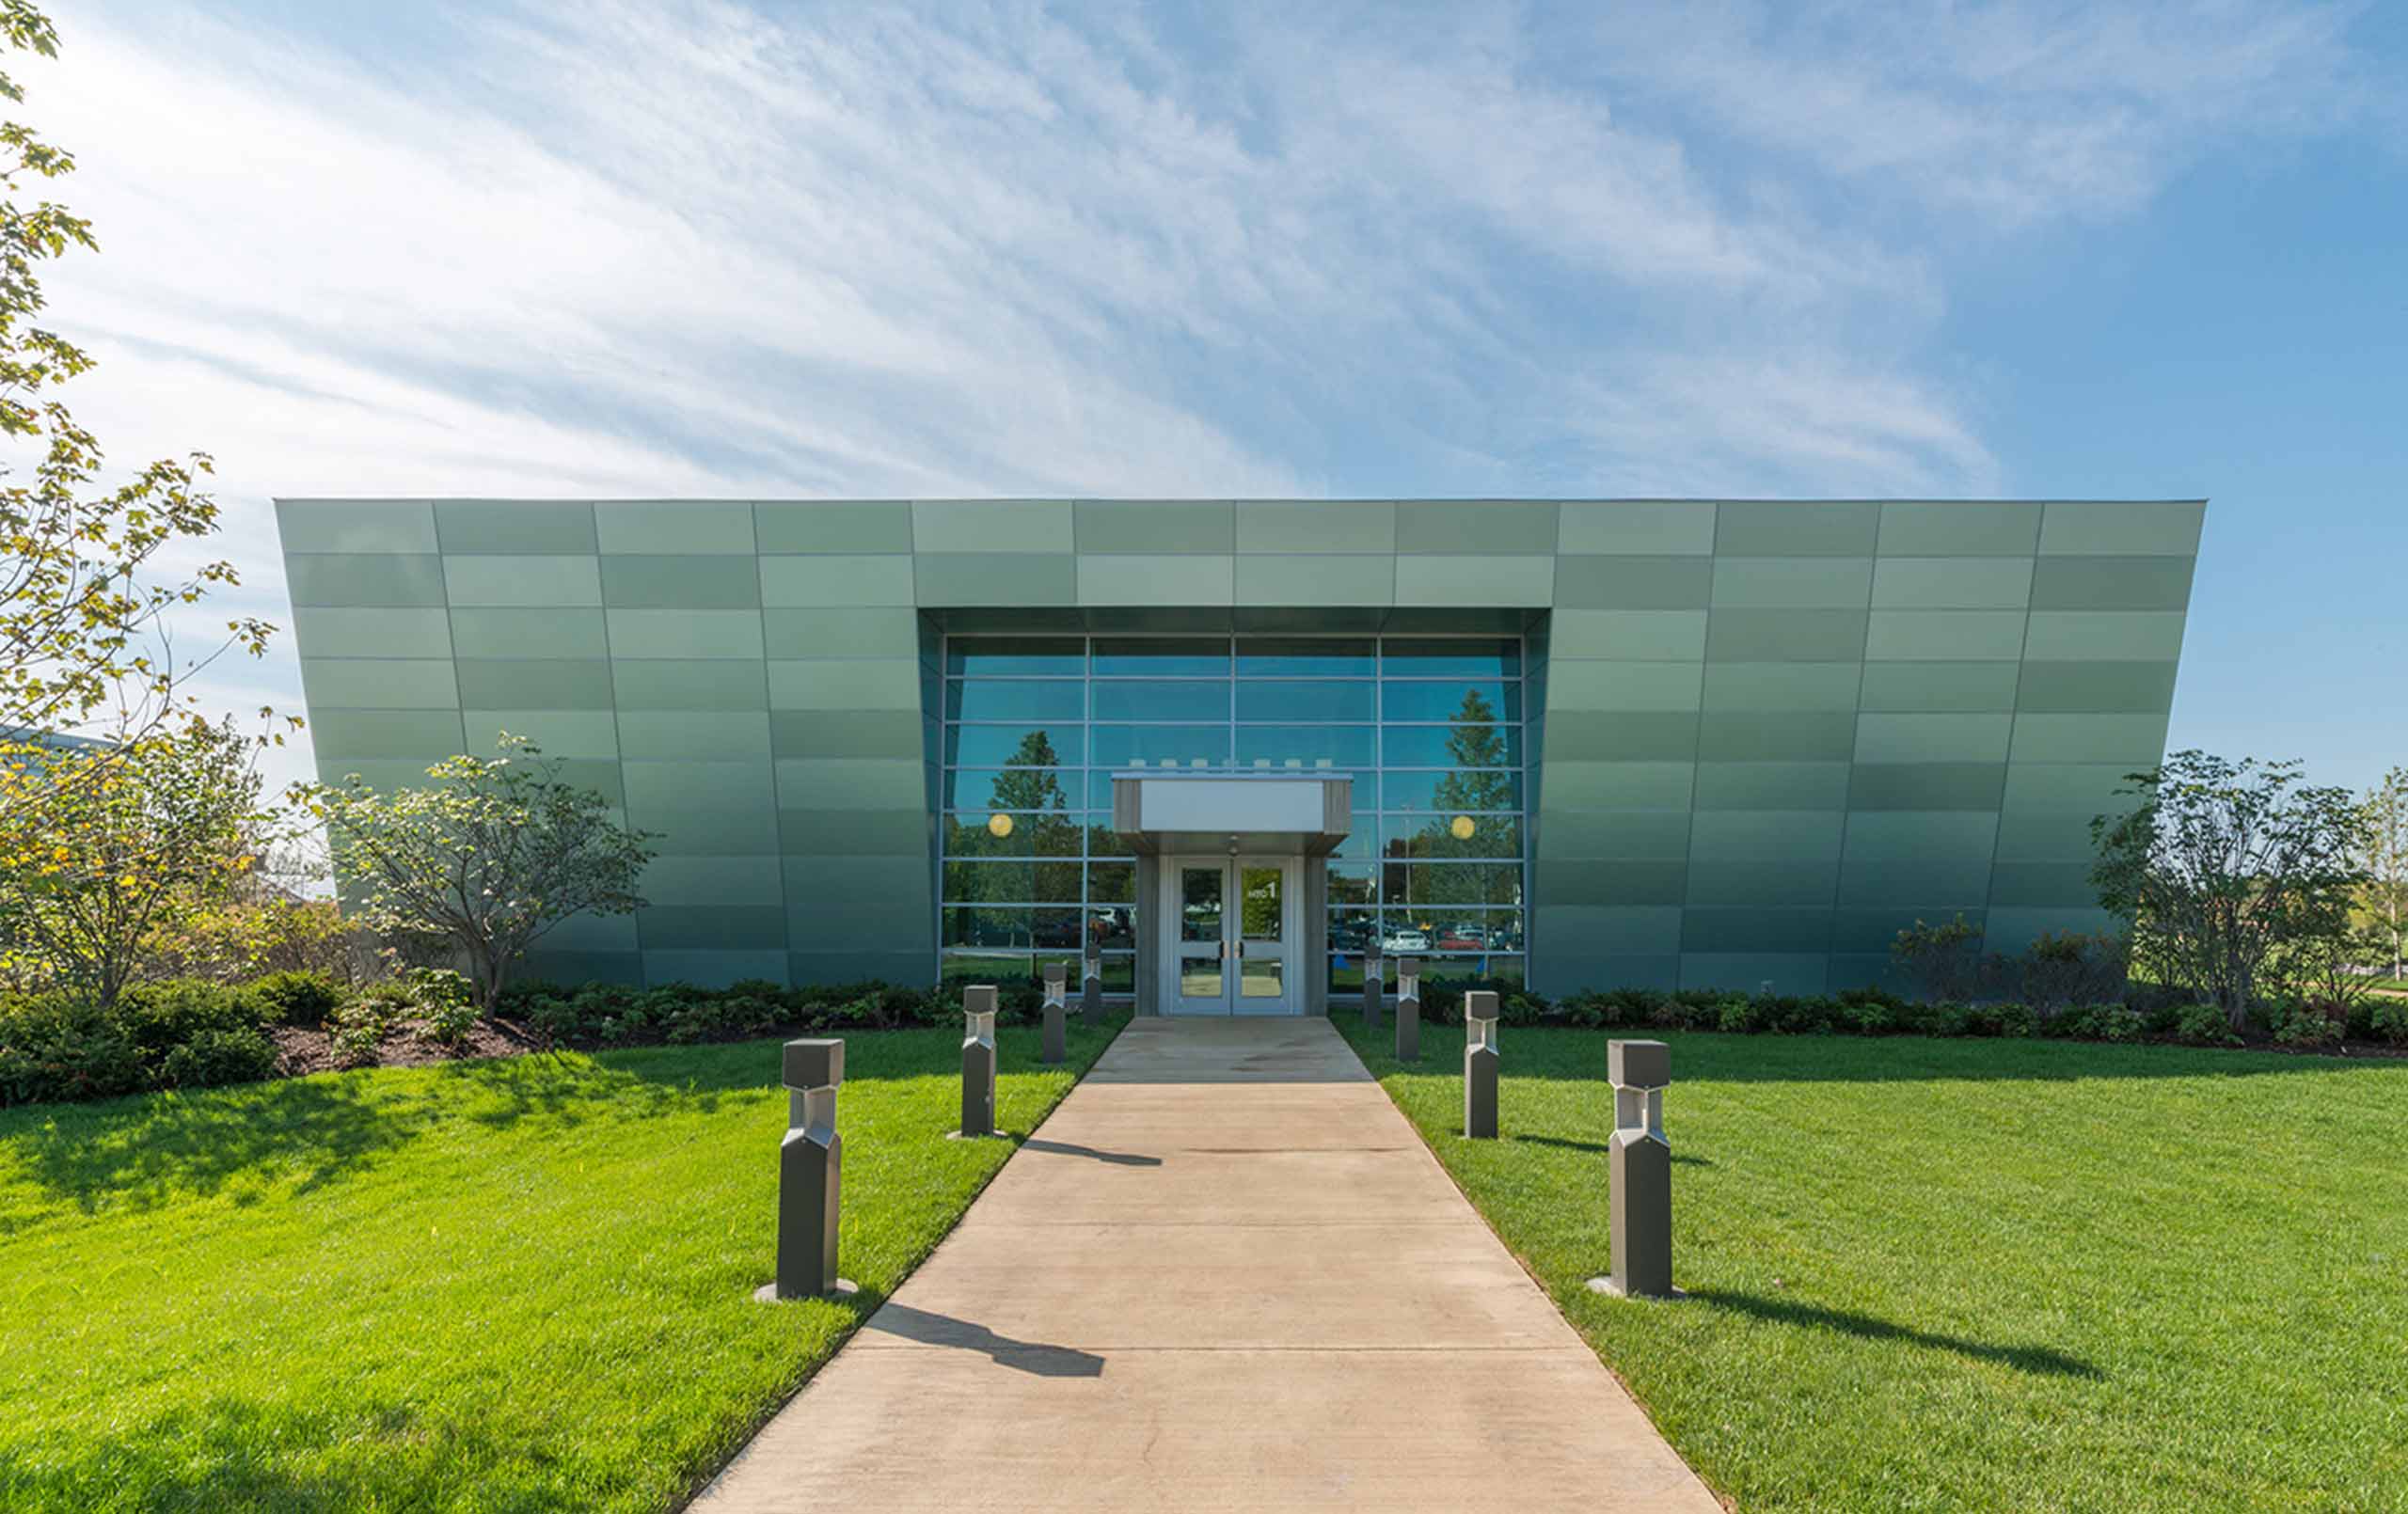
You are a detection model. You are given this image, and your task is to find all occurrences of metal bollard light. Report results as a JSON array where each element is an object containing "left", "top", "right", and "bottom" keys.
[
  {"left": 1596, "top": 1039, "right": 1675, "bottom": 1300},
  {"left": 1082, "top": 952, "right": 1104, "bottom": 1027},
  {"left": 1395, "top": 956, "right": 1422, "bottom": 1061},
  {"left": 1463, "top": 989, "right": 1499, "bottom": 1139},
  {"left": 1362, "top": 941, "right": 1384, "bottom": 1030},
  {"left": 958, "top": 986, "right": 998, "bottom": 1139},
  {"left": 1040, "top": 961, "right": 1068, "bottom": 1065},
  {"left": 771, "top": 1037, "right": 846, "bottom": 1300}
]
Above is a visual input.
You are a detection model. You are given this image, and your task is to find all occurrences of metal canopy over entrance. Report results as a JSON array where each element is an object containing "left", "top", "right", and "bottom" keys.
[{"left": 1113, "top": 773, "right": 1351, "bottom": 1017}]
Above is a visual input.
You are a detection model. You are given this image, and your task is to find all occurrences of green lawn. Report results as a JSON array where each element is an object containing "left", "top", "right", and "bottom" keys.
[
  {"left": 1338, "top": 1019, "right": 2408, "bottom": 1512},
  {"left": 0, "top": 1015, "right": 1126, "bottom": 1512}
]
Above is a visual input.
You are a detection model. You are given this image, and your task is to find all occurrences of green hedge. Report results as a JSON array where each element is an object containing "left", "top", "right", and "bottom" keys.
[
  {"left": 498, "top": 976, "right": 1049, "bottom": 1049},
  {"left": 0, "top": 978, "right": 289, "bottom": 1107}
]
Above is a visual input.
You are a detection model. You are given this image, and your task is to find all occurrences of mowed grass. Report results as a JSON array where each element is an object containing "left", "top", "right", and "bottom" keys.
[
  {"left": 0, "top": 1015, "right": 1127, "bottom": 1512},
  {"left": 1338, "top": 1020, "right": 2408, "bottom": 1512}
]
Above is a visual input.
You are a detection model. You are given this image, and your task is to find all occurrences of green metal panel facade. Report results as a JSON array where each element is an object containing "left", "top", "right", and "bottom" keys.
[{"left": 277, "top": 498, "right": 2202, "bottom": 995}]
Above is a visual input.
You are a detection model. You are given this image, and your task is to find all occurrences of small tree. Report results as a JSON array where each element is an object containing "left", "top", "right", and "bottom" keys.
[
  {"left": 2091, "top": 751, "right": 2368, "bottom": 1029},
  {"left": 2362, "top": 766, "right": 2408, "bottom": 982},
  {"left": 0, "top": 717, "right": 279, "bottom": 1004},
  {"left": 312, "top": 736, "right": 656, "bottom": 1010}
]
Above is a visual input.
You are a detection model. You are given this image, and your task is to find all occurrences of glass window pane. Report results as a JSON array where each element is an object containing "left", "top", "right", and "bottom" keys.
[
  {"left": 1094, "top": 681, "right": 1229, "bottom": 722},
  {"left": 1086, "top": 819, "right": 1134, "bottom": 858},
  {"left": 947, "top": 680, "right": 1083, "bottom": 721},
  {"left": 1088, "top": 861, "right": 1136, "bottom": 904},
  {"left": 1237, "top": 638, "right": 1374, "bottom": 677},
  {"left": 1180, "top": 866, "right": 1225, "bottom": 941},
  {"left": 943, "top": 766, "right": 1079, "bottom": 810},
  {"left": 1384, "top": 862, "right": 1524, "bottom": 907},
  {"left": 1379, "top": 814, "right": 1522, "bottom": 859},
  {"left": 1328, "top": 906, "right": 1375, "bottom": 955},
  {"left": 947, "top": 637, "right": 1084, "bottom": 675},
  {"left": 1237, "top": 680, "right": 1372, "bottom": 722},
  {"left": 1092, "top": 638, "right": 1229, "bottom": 677},
  {"left": 1090, "top": 725, "right": 1230, "bottom": 767},
  {"left": 945, "top": 814, "right": 1030, "bottom": 858},
  {"left": 1423, "top": 955, "right": 1523, "bottom": 988},
  {"left": 1034, "top": 907, "right": 1083, "bottom": 950},
  {"left": 947, "top": 724, "right": 1085, "bottom": 766},
  {"left": 944, "top": 860, "right": 1033, "bottom": 902},
  {"left": 1382, "top": 725, "right": 1520, "bottom": 766},
  {"left": 1239, "top": 866, "right": 1284, "bottom": 941},
  {"left": 1232, "top": 726, "right": 1374, "bottom": 768},
  {"left": 1382, "top": 639, "right": 1520, "bottom": 677},
  {"left": 1329, "top": 812, "right": 1379, "bottom": 859},
  {"left": 1381, "top": 679, "right": 1520, "bottom": 722},
  {"left": 1327, "top": 862, "right": 1377, "bottom": 905},
  {"left": 1379, "top": 769, "right": 1524, "bottom": 812},
  {"left": 943, "top": 907, "right": 1029, "bottom": 948},
  {"left": 943, "top": 951, "right": 1034, "bottom": 986},
  {"left": 1089, "top": 907, "right": 1135, "bottom": 949},
  {"left": 1099, "top": 953, "right": 1134, "bottom": 990}
]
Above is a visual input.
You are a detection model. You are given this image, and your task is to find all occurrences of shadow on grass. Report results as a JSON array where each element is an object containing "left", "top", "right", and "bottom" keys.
[
  {"left": 1690, "top": 1289, "right": 2102, "bottom": 1379},
  {"left": 1510, "top": 1133, "right": 1713, "bottom": 1165},
  {"left": 865, "top": 1301, "right": 1106, "bottom": 1378}
]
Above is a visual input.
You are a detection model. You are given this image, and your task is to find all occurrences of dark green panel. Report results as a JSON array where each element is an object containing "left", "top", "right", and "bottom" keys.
[
  {"left": 1704, "top": 609, "right": 1869, "bottom": 662},
  {"left": 2028, "top": 556, "right": 2196, "bottom": 610},
  {"left": 435, "top": 501, "right": 596, "bottom": 554},
  {"left": 2015, "top": 661, "right": 2179, "bottom": 713},
  {"left": 519, "top": 950, "right": 643, "bottom": 986},
  {"left": 1830, "top": 908, "right": 1987, "bottom": 954},
  {"left": 448, "top": 607, "right": 610, "bottom": 659},
  {"left": 309, "top": 709, "right": 467, "bottom": 759},
  {"left": 1533, "top": 859, "right": 1687, "bottom": 907},
  {"left": 754, "top": 502, "right": 915, "bottom": 554},
  {"left": 769, "top": 709, "right": 927, "bottom": 760},
  {"left": 1715, "top": 501, "right": 1878, "bottom": 556},
  {"left": 794, "top": 950, "right": 939, "bottom": 986},
  {"left": 1877, "top": 502, "right": 2040, "bottom": 557},
  {"left": 1858, "top": 661, "right": 2020, "bottom": 713},
  {"left": 612, "top": 660, "right": 770, "bottom": 711},
  {"left": 777, "top": 807, "right": 928, "bottom": 854},
  {"left": 917, "top": 554, "right": 1078, "bottom": 606},
  {"left": 1693, "top": 762, "right": 1852, "bottom": 810},
  {"left": 1074, "top": 500, "right": 1234, "bottom": 554},
  {"left": 1395, "top": 501, "right": 1559, "bottom": 555},
  {"left": 762, "top": 607, "right": 923, "bottom": 658},
  {"left": 1554, "top": 557, "right": 1713, "bottom": 609},
  {"left": 454, "top": 659, "right": 616, "bottom": 710},
  {"left": 1846, "top": 763, "right": 2008, "bottom": 810},
  {"left": 601, "top": 555, "right": 762, "bottom": 608},
  {"left": 1697, "top": 711, "right": 1858, "bottom": 762},
  {"left": 788, "top": 901, "right": 936, "bottom": 945},
  {"left": 1533, "top": 954, "right": 1679, "bottom": 994},
  {"left": 636, "top": 804, "right": 783, "bottom": 856},
  {"left": 286, "top": 554, "right": 447, "bottom": 607},
  {"left": 1680, "top": 953, "right": 1829, "bottom": 996},
  {"left": 1835, "top": 858, "right": 1992, "bottom": 907},
  {"left": 1686, "top": 859, "right": 1840, "bottom": 907},
  {"left": 545, "top": 759, "right": 623, "bottom": 807},
  {"left": 1826, "top": 953, "right": 1911, "bottom": 993},
  {"left": 1681, "top": 908, "right": 1834, "bottom": 954},
  {"left": 1532, "top": 809, "right": 1691, "bottom": 860},
  {"left": 1542, "top": 710, "right": 1700, "bottom": 761},
  {"left": 1987, "top": 860, "right": 2099, "bottom": 907},
  {"left": 637, "top": 906, "right": 787, "bottom": 950}
]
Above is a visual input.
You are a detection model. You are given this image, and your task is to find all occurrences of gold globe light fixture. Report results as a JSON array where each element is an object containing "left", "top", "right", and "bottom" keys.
[
  {"left": 987, "top": 812, "right": 1015, "bottom": 839},
  {"left": 1449, "top": 814, "right": 1477, "bottom": 841}
]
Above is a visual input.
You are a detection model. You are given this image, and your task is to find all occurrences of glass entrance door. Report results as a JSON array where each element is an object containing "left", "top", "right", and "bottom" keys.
[{"left": 1164, "top": 856, "right": 1299, "bottom": 1015}]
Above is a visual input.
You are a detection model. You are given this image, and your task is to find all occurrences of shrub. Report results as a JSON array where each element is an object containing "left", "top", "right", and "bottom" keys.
[
  {"left": 332, "top": 983, "right": 415, "bottom": 1067},
  {"left": 0, "top": 996, "right": 146, "bottom": 1106},
  {"left": 252, "top": 970, "right": 343, "bottom": 1028},
  {"left": 2013, "top": 931, "right": 2130, "bottom": 1012},
  {"left": 406, "top": 967, "right": 479, "bottom": 1048},
  {"left": 1893, "top": 914, "right": 1985, "bottom": 1003},
  {"left": 2171, "top": 1003, "right": 2241, "bottom": 1047},
  {"left": 2371, "top": 998, "right": 2408, "bottom": 1046},
  {"left": 115, "top": 980, "right": 270, "bottom": 1063},
  {"left": 2271, "top": 999, "right": 2347, "bottom": 1049},
  {"left": 156, "top": 1026, "right": 279, "bottom": 1090}
]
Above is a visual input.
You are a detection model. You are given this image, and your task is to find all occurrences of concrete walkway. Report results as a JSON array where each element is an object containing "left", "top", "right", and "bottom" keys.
[{"left": 694, "top": 1017, "right": 1719, "bottom": 1512}]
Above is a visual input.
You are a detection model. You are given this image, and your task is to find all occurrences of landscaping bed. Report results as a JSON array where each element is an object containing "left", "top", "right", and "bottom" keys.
[
  {"left": 0, "top": 1015, "right": 1127, "bottom": 1512},
  {"left": 1339, "top": 1019, "right": 2408, "bottom": 1512}
]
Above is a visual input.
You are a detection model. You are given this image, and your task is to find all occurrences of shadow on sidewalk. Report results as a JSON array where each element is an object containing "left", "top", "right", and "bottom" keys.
[
  {"left": 865, "top": 1301, "right": 1107, "bottom": 1378},
  {"left": 1019, "top": 1137, "right": 1163, "bottom": 1166}
]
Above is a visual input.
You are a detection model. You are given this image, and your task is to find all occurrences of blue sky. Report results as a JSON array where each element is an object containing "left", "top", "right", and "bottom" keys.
[{"left": 24, "top": 0, "right": 2407, "bottom": 795}]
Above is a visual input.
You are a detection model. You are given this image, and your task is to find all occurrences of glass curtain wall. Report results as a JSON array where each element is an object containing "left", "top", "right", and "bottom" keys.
[{"left": 939, "top": 634, "right": 1528, "bottom": 991}]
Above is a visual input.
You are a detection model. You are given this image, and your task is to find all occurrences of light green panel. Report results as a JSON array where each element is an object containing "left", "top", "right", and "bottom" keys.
[
  {"left": 1863, "top": 610, "right": 2028, "bottom": 661},
  {"left": 1234, "top": 555, "right": 1395, "bottom": 606},
  {"left": 2028, "top": 556, "right": 2195, "bottom": 611},
  {"left": 1870, "top": 557, "right": 2033, "bottom": 609},
  {"left": 767, "top": 659, "right": 922, "bottom": 711},
  {"left": 291, "top": 607, "right": 452, "bottom": 659},
  {"left": 758, "top": 555, "right": 917, "bottom": 607},
  {"left": 615, "top": 710, "right": 770, "bottom": 761},
  {"left": 1688, "top": 810, "right": 1845, "bottom": 860},
  {"left": 1705, "top": 609, "right": 1869, "bottom": 662},
  {"left": 314, "top": 758, "right": 446, "bottom": 792},
  {"left": 1546, "top": 661, "right": 1703, "bottom": 712},
  {"left": 435, "top": 501, "right": 596, "bottom": 555},
  {"left": 1716, "top": 501, "right": 1878, "bottom": 557},
  {"left": 1699, "top": 711, "right": 1857, "bottom": 762},
  {"left": 1549, "top": 609, "right": 1706, "bottom": 660},
  {"left": 1854, "top": 712, "right": 2014, "bottom": 764},
  {"left": 638, "top": 803, "right": 782, "bottom": 856},
  {"left": 1536, "top": 906, "right": 1682, "bottom": 954},
  {"left": 1694, "top": 763, "right": 1851, "bottom": 810},
  {"left": 1558, "top": 502, "right": 1715, "bottom": 555},
  {"left": 287, "top": 554, "right": 448, "bottom": 607},
  {"left": 1877, "top": 502, "right": 2040, "bottom": 557},
  {"left": 915, "top": 554, "right": 1077, "bottom": 606},
  {"left": 1396, "top": 556, "right": 1552, "bottom": 606},
  {"left": 1555, "top": 557, "right": 1712, "bottom": 609},
  {"left": 455, "top": 659, "right": 615, "bottom": 710},
  {"left": 448, "top": 607, "right": 610, "bottom": 658},
  {"left": 309, "top": 708, "right": 467, "bottom": 759},
  {"left": 604, "top": 608, "right": 766, "bottom": 660},
  {"left": 1077, "top": 555, "right": 1235, "bottom": 606},
  {"left": 770, "top": 709, "right": 925, "bottom": 760},
  {"left": 783, "top": 854, "right": 931, "bottom": 905},
  {"left": 276, "top": 500, "right": 436, "bottom": 555},
  {"left": 2022, "top": 611, "right": 2187, "bottom": 661},
  {"left": 911, "top": 500, "right": 1072, "bottom": 553},
  {"left": 2007, "top": 713, "right": 2171, "bottom": 765},
  {"left": 613, "top": 661, "right": 770, "bottom": 711},
  {"left": 1857, "top": 661, "right": 2020, "bottom": 712},
  {"left": 773, "top": 758, "right": 924, "bottom": 809},
  {"left": 1395, "top": 501, "right": 1558, "bottom": 555},
  {"left": 601, "top": 556, "right": 759, "bottom": 608},
  {"left": 1991, "top": 809, "right": 2101, "bottom": 862},
  {"left": 1539, "top": 761, "right": 1695, "bottom": 809},
  {"left": 2038, "top": 501, "right": 2206, "bottom": 556},
  {"left": 445, "top": 555, "right": 602, "bottom": 607},
  {"left": 1234, "top": 500, "right": 1397, "bottom": 554},
  {"left": 300, "top": 658, "right": 459, "bottom": 709},
  {"left": 2002, "top": 763, "right": 2141, "bottom": 812},
  {"left": 777, "top": 807, "right": 929, "bottom": 854},
  {"left": 761, "top": 607, "right": 922, "bottom": 658},
  {"left": 595, "top": 502, "right": 755, "bottom": 555},
  {"left": 459, "top": 708, "right": 618, "bottom": 759},
  {"left": 754, "top": 502, "right": 915, "bottom": 554},
  {"left": 1073, "top": 500, "right": 1233, "bottom": 554},
  {"left": 1703, "top": 662, "right": 1861, "bottom": 711},
  {"left": 2016, "top": 660, "right": 2178, "bottom": 713},
  {"left": 623, "top": 761, "right": 775, "bottom": 812},
  {"left": 1711, "top": 557, "right": 1874, "bottom": 608},
  {"left": 1843, "top": 810, "right": 1999, "bottom": 861}
]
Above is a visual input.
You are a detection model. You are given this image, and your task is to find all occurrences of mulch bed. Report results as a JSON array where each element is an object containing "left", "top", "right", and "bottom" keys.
[{"left": 271, "top": 1017, "right": 549, "bottom": 1078}]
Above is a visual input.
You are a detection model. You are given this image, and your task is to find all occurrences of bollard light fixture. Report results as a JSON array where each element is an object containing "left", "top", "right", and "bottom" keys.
[
  {"left": 760, "top": 1036, "right": 854, "bottom": 1301},
  {"left": 1590, "top": 1038, "right": 1678, "bottom": 1301}
]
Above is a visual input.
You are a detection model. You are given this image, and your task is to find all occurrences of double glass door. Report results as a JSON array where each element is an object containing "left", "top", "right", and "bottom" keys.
[{"left": 1165, "top": 856, "right": 1299, "bottom": 1015}]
